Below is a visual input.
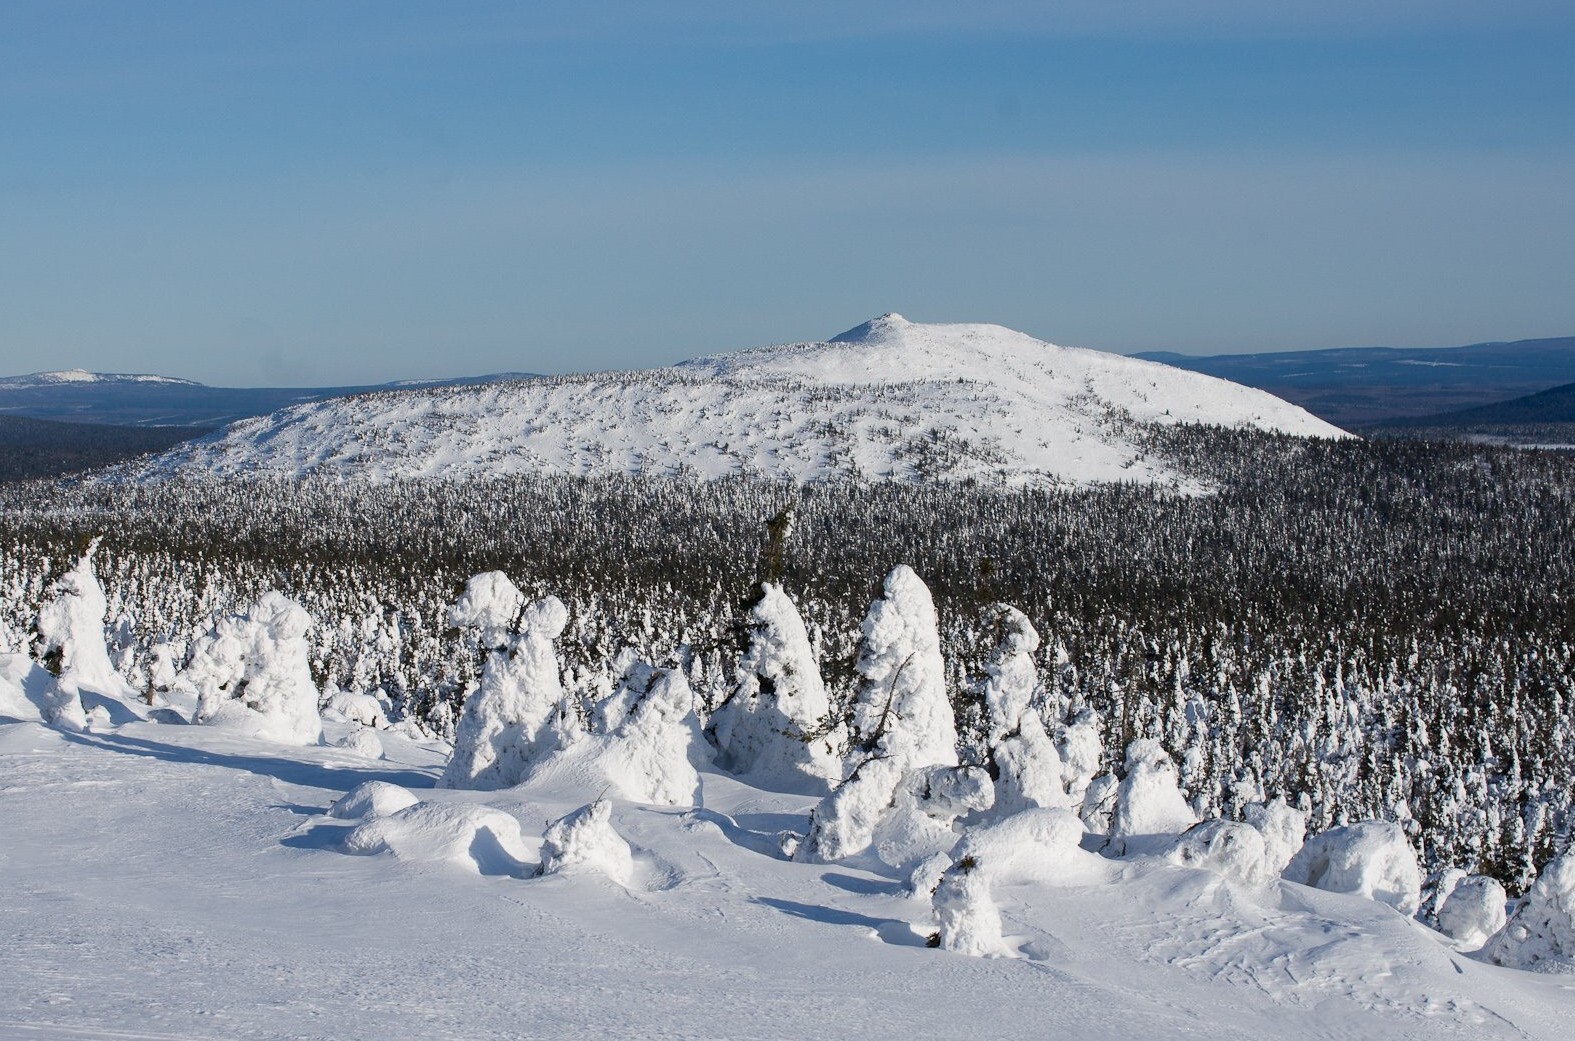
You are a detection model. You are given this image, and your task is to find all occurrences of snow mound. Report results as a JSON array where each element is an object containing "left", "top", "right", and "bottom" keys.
[
  {"left": 133, "top": 314, "right": 1346, "bottom": 489},
  {"left": 1242, "top": 797, "right": 1308, "bottom": 877},
  {"left": 183, "top": 591, "right": 323, "bottom": 746},
  {"left": 1437, "top": 876, "right": 1507, "bottom": 950},
  {"left": 1165, "top": 819, "right": 1272, "bottom": 886},
  {"left": 336, "top": 726, "right": 384, "bottom": 759},
  {"left": 1485, "top": 855, "right": 1575, "bottom": 971},
  {"left": 341, "top": 802, "right": 529, "bottom": 874},
  {"left": 1282, "top": 821, "right": 1422, "bottom": 916},
  {"left": 328, "top": 780, "right": 421, "bottom": 820},
  {"left": 932, "top": 808, "right": 1099, "bottom": 956},
  {"left": 1109, "top": 738, "right": 1197, "bottom": 854},
  {"left": 537, "top": 799, "right": 634, "bottom": 885},
  {"left": 322, "top": 688, "right": 390, "bottom": 729}
]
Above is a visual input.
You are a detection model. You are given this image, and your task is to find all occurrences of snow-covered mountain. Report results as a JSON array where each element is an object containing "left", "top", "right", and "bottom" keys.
[
  {"left": 137, "top": 314, "right": 1346, "bottom": 487},
  {"left": 0, "top": 368, "right": 200, "bottom": 387}
]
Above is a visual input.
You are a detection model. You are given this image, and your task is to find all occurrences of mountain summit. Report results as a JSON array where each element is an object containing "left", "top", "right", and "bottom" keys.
[{"left": 135, "top": 316, "right": 1345, "bottom": 487}]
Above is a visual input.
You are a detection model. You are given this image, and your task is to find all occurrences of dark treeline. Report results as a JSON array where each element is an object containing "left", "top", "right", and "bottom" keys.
[{"left": 0, "top": 426, "right": 1571, "bottom": 890}]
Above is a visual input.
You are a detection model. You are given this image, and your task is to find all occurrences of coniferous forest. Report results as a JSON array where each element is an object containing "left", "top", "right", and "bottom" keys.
[{"left": 1, "top": 426, "right": 1571, "bottom": 891}]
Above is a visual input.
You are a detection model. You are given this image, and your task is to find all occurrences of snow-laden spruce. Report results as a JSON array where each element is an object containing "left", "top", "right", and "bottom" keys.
[
  {"left": 1242, "top": 797, "right": 1308, "bottom": 877},
  {"left": 974, "top": 604, "right": 1068, "bottom": 817},
  {"left": 797, "top": 565, "right": 959, "bottom": 864},
  {"left": 32, "top": 538, "right": 139, "bottom": 729},
  {"left": 1108, "top": 738, "right": 1197, "bottom": 855},
  {"left": 1282, "top": 820, "right": 1422, "bottom": 915},
  {"left": 1165, "top": 819, "right": 1272, "bottom": 885},
  {"left": 530, "top": 660, "right": 705, "bottom": 806},
  {"left": 538, "top": 799, "right": 634, "bottom": 885},
  {"left": 708, "top": 582, "right": 840, "bottom": 794},
  {"left": 1484, "top": 855, "right": 1575, "bottom": 971},
  {"left": 440, "top": 575, "right": 576, "bottom": 790},
  {"left": 183, "top": 591, "right": 322, "bottom": 745},
  {"left": 931, "top": 808, "right": 1099, "bottom": 956}
]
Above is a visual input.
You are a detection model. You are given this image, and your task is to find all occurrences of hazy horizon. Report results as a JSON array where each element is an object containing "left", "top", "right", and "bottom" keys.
[{"left": 3, "top": 2, "right": 1572, "bottom": 385}]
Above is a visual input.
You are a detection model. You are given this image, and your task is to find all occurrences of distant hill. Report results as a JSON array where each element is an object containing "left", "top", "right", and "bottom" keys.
[
  {"left": 1133, "top": 336, "right": 1575, "bottom": 427},
  {"left": 132, "top": 313, "right": 1344, "bottom": 488},
  {"left": 1388, "top": 380, "right": 1575, "bottom": 427},
  {"left": 0, "top": 415, "right": 209, "bottom": 481},
  {"left": 0, "top": 369, "right": 540, "bottom": 428}
]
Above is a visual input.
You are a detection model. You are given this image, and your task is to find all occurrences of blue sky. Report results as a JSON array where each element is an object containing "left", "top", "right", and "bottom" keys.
[{"left": 2, "top": 2, "right": 1573, "bottom": 385}]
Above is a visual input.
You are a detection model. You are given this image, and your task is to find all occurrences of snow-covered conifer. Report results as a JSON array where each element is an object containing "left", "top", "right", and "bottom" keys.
[
  {"left": 440, "top": 575, "right": 573, "bottom": 790},
  {"left": 1282, "top": 821, "right": 1422, "bottom": 915},
  {"left": 1242, "top": 797, "right": 1307, "bottom": 877},
  {"left": 1485, "top": 855, "right": 1575, "bottom": 970},
  {"left": 1437, "top": 876, "right": 1507, "bottom": 949},
  {"left": 797, "top": 566, "right": 959, "bottom": 863},
  {"left": 32, "top": 538, "right": 137, "bottom": 729},
  {"left": 1108, "top": 738, "right": 1197, "bottom": 854},
  {"left": 709, "top": 582, "right": 840, "bottom": 793},
  {"left": 538, "top": 799, "right": 634, "bottom": 885},
  {"left": 185, "top": 591, "right": 323, "bottom": 745},
  {"left": 975, "top": 604, "right": 1066, "bottom": 816}
]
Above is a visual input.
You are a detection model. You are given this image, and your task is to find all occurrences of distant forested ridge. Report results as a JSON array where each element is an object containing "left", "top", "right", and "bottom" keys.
[
  {"left": 0, "top": 426, "right": 1570, "bottom": 890},
  {"left": 0, "top": 416, "right": 209, "bottom": 482}
]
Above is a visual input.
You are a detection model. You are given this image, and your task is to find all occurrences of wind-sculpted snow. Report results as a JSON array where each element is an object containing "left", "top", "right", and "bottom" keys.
[{"left": 133, "top": 314, "right": 1346, "bottom": 488}]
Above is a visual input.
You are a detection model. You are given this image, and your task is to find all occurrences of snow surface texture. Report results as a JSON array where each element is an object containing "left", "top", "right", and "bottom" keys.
[
  {"left": 182, "top": 591, "right": 324, "bottom": 745},
  {"left": 133, "top": 314, "right": 1346, "bottom": 488},
  {"left": 1283, "top": 821, "right": 1423, "bottom": 916},
  {"left": 1485, "top": 855, "right": 1575, "bottom": 971},
  {"left": 709, "top": 582, "right": 842, "bottom": 794},
  {"left": 5, "top": 660, "right": 1575, "bottom": 1040}
]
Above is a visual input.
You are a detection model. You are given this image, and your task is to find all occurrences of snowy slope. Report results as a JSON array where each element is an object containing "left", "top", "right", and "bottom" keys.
[
  {"left": 2, "top": 657, "right": 1571, "bottom": 1041},
  {"left": 135, "top": 315, "right": 1346, "bottom": 487}
]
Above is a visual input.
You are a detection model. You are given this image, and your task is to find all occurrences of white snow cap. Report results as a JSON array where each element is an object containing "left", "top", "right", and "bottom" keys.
[
  {"left": 328, "top": 780, "right": 421, "bottom": 820},
  {"left": 341, "top": 801, "right": 530, "bottom": 874},
  {"left": 1485, "top": 855, "right": 1575, "bottom": 971},
  {"left": 932, "top": 808, "right": 1097, "bottom": 957},
  {"left": 33, "top": 538, "right": 139, "bottom": 729},
  {"left": 440, "top": 582, "right": 573, "bottom": 790},
  {"left": 1108, "top": 738, "right": 1197, "bottom": 853},
  {"left": 1282, "top": 821, "right": 1422, "bottom": 916},
  {"left": 709, "top": 582, "right": 841, "bottom": 794},
  {"left": 185, "top": 591, "right": 323, "bottom": 746},
  {"left": 537, "top": 799, "right": 634, "bottom": 885}
]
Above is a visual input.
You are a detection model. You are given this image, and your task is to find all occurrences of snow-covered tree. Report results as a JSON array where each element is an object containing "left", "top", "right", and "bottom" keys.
[
  {"left": 1282, "top": 821, "right": 1422, "bottom": 915},
  {"left": 440, "top": 574, "right": 574, "bottom": 790},
  {"left": 975, "top": 604, "right": 1067, "bottom": 816},
  {"left": 184, "top": 591, "right": 323, "bottom": 745},
  {"left": 32, "top": 538, "right": 137, "bottom": 729},
  {"left": 797, "top": 565, "right": 960, "bottom": 864},
  {"left": 709, "top": 582, "right": 840, "bottom": 793},
  {"left": 538, "top": 799, "right": 634, "bottom": 884},
  {"left": 1108, "top": 738, "right": 1197, "bottom": 854},
  {"left": 1485, "top": 855, "right": 1575, "bottom": 970}
]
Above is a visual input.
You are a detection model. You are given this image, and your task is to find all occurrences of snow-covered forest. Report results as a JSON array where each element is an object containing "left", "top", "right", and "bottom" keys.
[{"left": 2, "top": 426, "right": 1571, "bottom": 892}]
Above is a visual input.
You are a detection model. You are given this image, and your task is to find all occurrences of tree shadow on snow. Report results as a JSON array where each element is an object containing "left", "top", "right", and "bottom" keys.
[
  {"left": 281, "top": 821, "right": 355, "bottom": 851},
  {"left": 58, "top": 728, "right": 434, "bottom": 794},
  {"left": 819, "top": 871, "right": 904, "bottom": 897},
  {"left": 753, "top": 897, "right": 928, "bottom": 947},
  {"left": 682, "top": 806, "right": 790, "bottom": 860}
]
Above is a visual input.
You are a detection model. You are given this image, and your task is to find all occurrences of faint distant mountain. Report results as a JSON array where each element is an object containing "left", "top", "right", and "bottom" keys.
[
  {"left": 0, "top": 369, "right": 540, "bottom": 428},
  {"left": 1389, "top": 380, "right": 1575, "bottom": 427},
  {"left": 0, "top": 414, "right": 210, "bottom": 481},
  {"left": 1133, "top": 337, "right": 1575, "bottom": 427}
]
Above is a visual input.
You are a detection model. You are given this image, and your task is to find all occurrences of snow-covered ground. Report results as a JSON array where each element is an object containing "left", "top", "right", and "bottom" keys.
[
  {"left": 133, "top": 314, "right": 1345, "bottom": 488},
  {"left": 4, "top": 658, "right": 1572, "bottom": 1041}
]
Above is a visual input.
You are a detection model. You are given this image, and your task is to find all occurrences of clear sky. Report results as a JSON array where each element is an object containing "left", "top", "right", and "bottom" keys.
[{"left": 3, "top": 1, "right": 1573, "bottom": 385}]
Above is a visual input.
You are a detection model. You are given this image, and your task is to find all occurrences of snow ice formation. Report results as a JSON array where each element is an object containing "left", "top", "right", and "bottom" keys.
[
  {"left": 1282, "top": 820, "right": 1423, "bottom": 916},
  {"left": 537, "top": 799, "right": 635, "bottom": 885},
  {"left": 1485, "top": 855, "right": 1575, "bottom": 970},
  {"left": 183, "top": 591, "right": 323, "bottom": 745},
  {"left": 709, "top": 582, "right": 841, "bottom": 794}
]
